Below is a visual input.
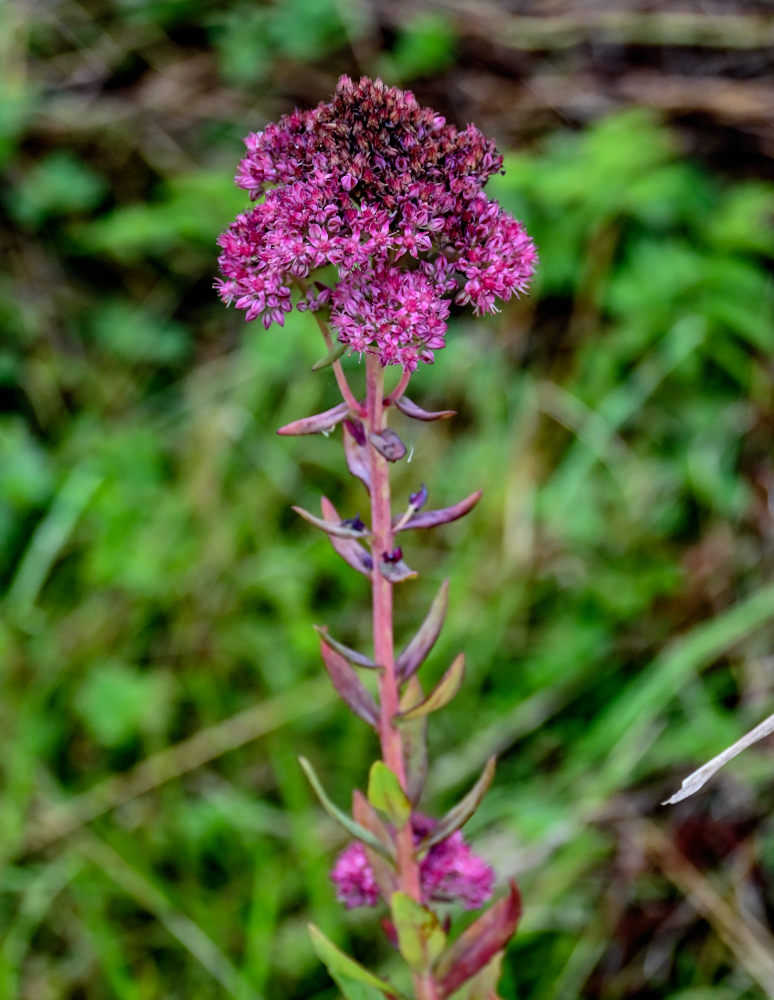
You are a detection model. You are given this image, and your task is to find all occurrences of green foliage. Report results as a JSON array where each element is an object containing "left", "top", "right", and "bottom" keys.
[
  {"left": 380, "top": 13, "right": 457, "bottom": 83},
  {"left": 74, "top": 660, "right": 174, "bottom": 748},
  {"left": 309, "top": 924, "right": 410, "bottom": 1000},
  {"left": 210, "top": 0, "right": 364, "bottom": 86},
  {"left": 9, "top": 150, "right": 108, "bottom": 227},
  {"left": 390, "top": 892, "right": 446, "bottom": 974},
  {"left": 367, "top": 761, "right": 411, "bottom": 828}
]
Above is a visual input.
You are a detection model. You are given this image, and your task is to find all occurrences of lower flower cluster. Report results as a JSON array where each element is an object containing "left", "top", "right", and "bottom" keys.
[{"left": 331, "top": 816, "right": 494, "bottom": 912}]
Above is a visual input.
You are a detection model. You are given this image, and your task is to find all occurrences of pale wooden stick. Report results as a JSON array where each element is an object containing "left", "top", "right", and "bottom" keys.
[{"left": 663, "top": 709, "right": 774, "bottom": 805}]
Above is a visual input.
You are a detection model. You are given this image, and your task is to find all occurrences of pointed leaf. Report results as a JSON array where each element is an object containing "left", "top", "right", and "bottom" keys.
[
  {"left": 420, "top": 757, "right": 496, "bottom": 851},
  {"left": 393, "top": 396, "right": 456, "bottom": 421},
  {"left": 353, "top": 790, "right": 397, "bottom": 897},
  {"left": 321, "top": 497, "right": 373, "bottom": 577},
  {"left": 292, "top": 505, "right": 370, "bottom": 539},
  {"left": 400, "top": 677, "right": 428, "bottom": 806},
  {"left": 314, "top": 626, "right": 379, "bottom": 670},
  {"left": 344, "top": 419, "right": 372, "bottom": 492},
  {"left": 436, "top": 884, "right": 521, "bottom": 997},
  {"left": 396, "top": 654, "right": 464, "bottom": 722},
  {"left": 368, "top": 762, "right": 411, "bottom": 829},
  {"left": 370, "top": 428, "right": 407, "bottom": 462},
  {"left": 378, "top": 558, "right": 418, "bottom": 583},
  {"left": 390, "top": 892, "right": 446, "bottom": 974},
  {"left": 395, "top": 491, "right": 482, "bottom": 533},
  {"left": 320, "top": 640, "right": 379, "bottom": 728},
  {"left": 277, "top": 401, "right": 350, "bottom": 436},
  {"left": 311, "top": 340, "right": 348, "bottom": 370},
  {"left": 309, "top": 924, "right": 410, "bottom": 1000},
  {"left": 458, "top": 953, "right": 506, "bottom": 1000},
  {"left": 397, "top": 580, "right": 449, "bottom": 682},
  {"left": 409, "top": 484, "right": 428, "bottom": 511},
  {"left": 299, "top": 757, "right": 395, "bottom": 862}
]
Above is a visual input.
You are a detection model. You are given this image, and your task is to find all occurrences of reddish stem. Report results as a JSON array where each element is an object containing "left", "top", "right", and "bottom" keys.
[
  {"left": 295, "top": 278, "right": 365, "bottom": 416},
  {"left": 365, "top": 355, "right": 438, "bottom": 1000},
  {"left": 385, "top": 366, "right": 412, "bottom": 406}
]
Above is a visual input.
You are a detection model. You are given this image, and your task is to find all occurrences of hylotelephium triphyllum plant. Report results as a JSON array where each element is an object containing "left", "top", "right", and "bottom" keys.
[{"left": 217, "top": 76, "right": 537, "bottom": 1000}]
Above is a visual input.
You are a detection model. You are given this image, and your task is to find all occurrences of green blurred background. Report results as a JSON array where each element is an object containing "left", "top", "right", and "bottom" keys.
[{"left": 3, "top": 1, "right": 774, "bottom": 997}]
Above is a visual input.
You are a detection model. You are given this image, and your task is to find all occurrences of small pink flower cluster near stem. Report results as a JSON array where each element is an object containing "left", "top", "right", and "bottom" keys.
[
  {"left": 331, "top": 817, "right": 494, "bottom": 911},
  {"left": 216, "top": 75, "right": 537, "bottom": 370}
]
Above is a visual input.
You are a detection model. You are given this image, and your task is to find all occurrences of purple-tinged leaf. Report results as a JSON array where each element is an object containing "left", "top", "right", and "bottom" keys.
[
  {"left": 394, "top": 491, "right": 482, "bottom": 533},
  {"left": 393, "top": 396, "right": 456, "bottom": 422},
  {"left": 454, "top": 952, "right": 505, "bottom": 1000},
  {"left": 378, "top": 556, "right": 418, "bottom": 583},
  {"left": 368, "top": 762, "right": 411, "bottom": 829},
  {"left": 313, "top": 625, "right": 379, "bottom": 670},
  {"left": 320, "top": 639, "right": 379, "bottom": 728},
  {"left": 419, "top": 757, "right": 496, "bottom": 852},
  {"left": 344, "top": 417, "right": 367, "bottom": 445},
  {"left": 299, "top": 757, "right": 395, "bottom": 862},
  {"left": 396, "top": 579, "right": 449, "bottom": 682},
  {"left": 396, "top": 654, "right": 464, "bottom": 723},
  {"left": 399, "top": 677, "right": 428, "bottom": 806},
  {"left": 292, "top": 505, "right": 370, "bottom": 539},
  {"left": 390, "top": 892, "right": 446, "bottom": 974},
  {"left": 353, "top": 790, "right": 397, "bottom": 897},
  {"left": 409, "top": 484, "right": 428, "bottom": 511},
  {"left": 344, "top": 419, "right": 372, "bottom": 492},
  {"left": 277, "top": 401, "right": 350, "bottom": 436},
  {"left": 311, "top": 340, "right": 348, "bottom": 371},
  {"left": 321, "top": 497, "right": 373, "bottom": 577},
  {"left": 369, "top": 428, "right": 407, "bottom": 462},
  {"left": 435, "top": 883, "right": 522, "bottom": 998}
]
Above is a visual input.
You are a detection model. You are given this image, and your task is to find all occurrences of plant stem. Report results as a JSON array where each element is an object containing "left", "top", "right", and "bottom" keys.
[
  {"left": 385, "top": 366, "right": 412, "bottom": 405},
  {"left": 295, "top": 278, "right": 365, "bottom": 415},
  {"left": 364, "top": 355, "right": 438, "bottom": 1000}
]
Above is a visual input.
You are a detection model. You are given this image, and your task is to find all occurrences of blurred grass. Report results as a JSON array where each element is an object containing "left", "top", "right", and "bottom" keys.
[{"left": 3, "top": 1, "right": 774, "bottom": 998}]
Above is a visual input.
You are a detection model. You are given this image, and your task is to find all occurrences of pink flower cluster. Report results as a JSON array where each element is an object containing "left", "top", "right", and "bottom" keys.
[
  {"left": 216, "top": 76, "right": 537, "bottom": 370},
  {"left": 331, "top": 817, "right": 494, "bottom": 911}
]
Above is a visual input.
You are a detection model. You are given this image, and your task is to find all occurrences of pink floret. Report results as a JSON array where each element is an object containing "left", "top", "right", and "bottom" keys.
[{"left": 330, "top": 842, "right": 380, "bottom": 909}]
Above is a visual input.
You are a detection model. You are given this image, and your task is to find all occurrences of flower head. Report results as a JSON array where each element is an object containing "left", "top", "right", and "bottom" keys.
[
  {"left": 217, "top": 76, "right": 537, "bottom": 369},
  {"left": 331, "top": 816, "right": 494, "bottom": 911}
]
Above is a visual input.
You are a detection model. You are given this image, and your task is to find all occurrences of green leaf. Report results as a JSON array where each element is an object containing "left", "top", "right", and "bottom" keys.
[
  {"left": 367, "top": 762, "right": 411, "bottom": 829},
  {"left": 309, "top": 924, "right": 410, "bottom": 1000},
  {"left": 298, "top": 757, "right": 395, "bottom": 862},
  {"left": 390, "top": 892, "right": 446, "bottom": 974},
  {"left": 397, "top": 654, "right": 464, "bottom": 722},
  {"left": 420, "top": 757, "right": 496, "bottom": 852},
  {"left": 311, "top": 340, "right": 348, "bottom": 371}
]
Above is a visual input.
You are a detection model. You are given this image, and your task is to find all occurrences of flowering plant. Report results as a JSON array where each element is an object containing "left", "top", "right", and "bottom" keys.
[{"left": 218, "top": 76, "right": 537, "bottom": 1000}]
